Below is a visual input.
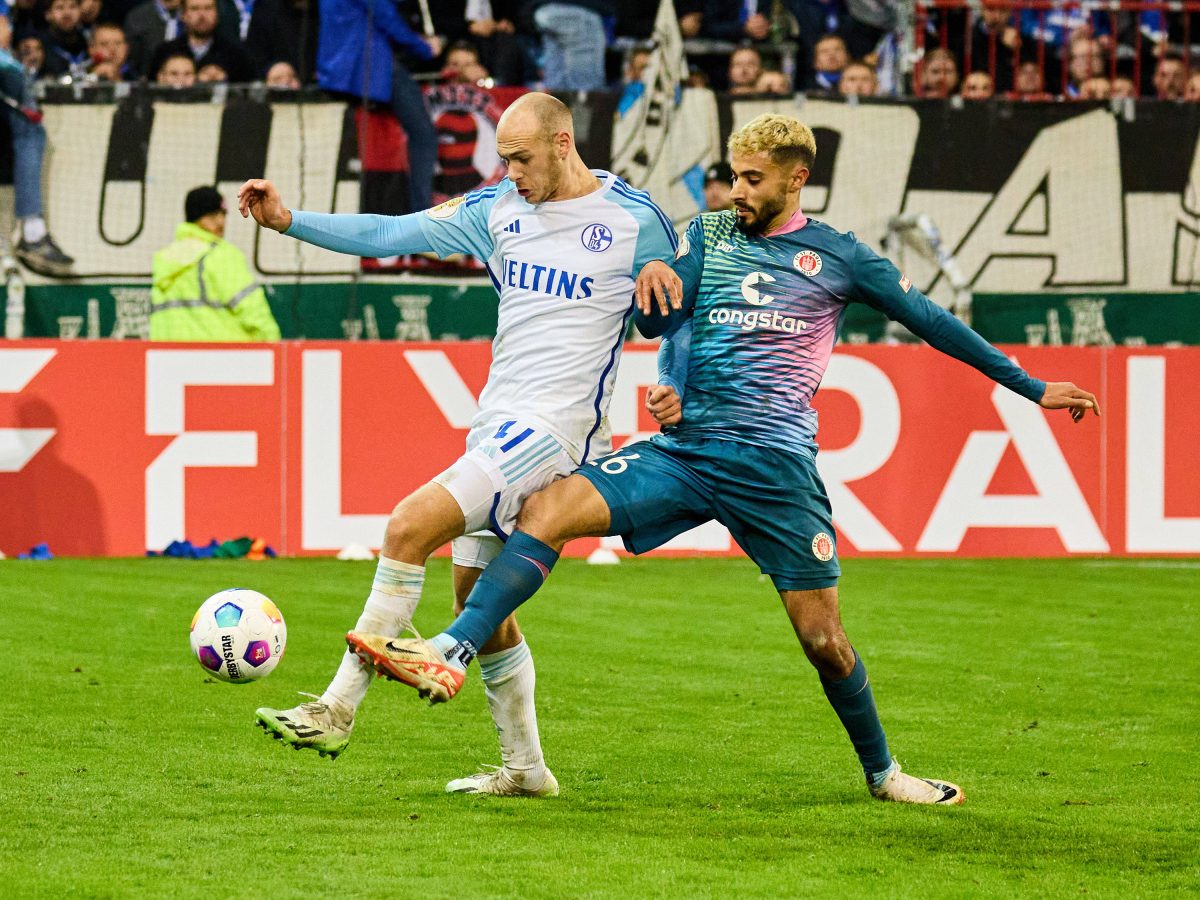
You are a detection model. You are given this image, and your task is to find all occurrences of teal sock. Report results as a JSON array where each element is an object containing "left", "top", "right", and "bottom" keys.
[
  {"left": 439, "top": 532, "right": 559, "bottom": 665},
  {"left": 820, "top": 650, "right": 893, "bottom": 780}
]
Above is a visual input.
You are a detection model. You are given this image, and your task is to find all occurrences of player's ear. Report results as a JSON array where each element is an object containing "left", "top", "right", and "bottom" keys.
[
  {"left": 792, "top": 165, "right": 810, "bottom": 191},
  {"left": 554, "top": 130, "right": 571, "bottom": 159}
]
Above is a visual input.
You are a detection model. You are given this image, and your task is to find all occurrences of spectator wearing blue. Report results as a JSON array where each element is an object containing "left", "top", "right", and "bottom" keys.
[
  {"left": 150, "top": 0, "right": 254, "bottom": 83},
  {"left": 678, "top": 0, "right": 772, "bottom": 43},
  {"left": 529, "top": 0, "right": 612, "bottom": 92},
  {"left": 1015, "top": 4, "right": 1163, "bottom": 93},
  {"left": 810, "top": 32, "right": 848, "bottom": 92},
  {"left": 42, "top": 0, "right": 91, "bottom": 78},
  {"left": 786, "top": 0, "right": 895, "bottom": 82},
  {"left": 317, "top": 0, "right": 442, "bottom": 213},
  {"left": 0, "top": 14, "right": 73, "bottom": 275}
]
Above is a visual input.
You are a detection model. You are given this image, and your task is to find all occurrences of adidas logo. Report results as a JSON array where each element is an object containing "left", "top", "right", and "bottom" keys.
[
  {"left": 502, "top": 220, "right": 522, "bottom": 234},
  {"left": 716, "top": 240, "right": 735, "bottom": 252}
]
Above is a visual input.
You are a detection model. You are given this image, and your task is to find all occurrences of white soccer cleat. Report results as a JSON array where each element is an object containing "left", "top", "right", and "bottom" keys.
[
  {"left": 255, "top": 692, "right": 353, "bottom": 759},
  {"left": 869, "top": 762, "right": 964, "bottom": 805},
  {"left": 446, "top": 766, "right": 560, "bottom": 797}
]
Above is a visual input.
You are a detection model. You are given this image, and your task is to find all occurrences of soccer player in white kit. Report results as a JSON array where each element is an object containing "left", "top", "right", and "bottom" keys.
[{"left": 237, "top": 93, "right": 678, "bottom": 796}]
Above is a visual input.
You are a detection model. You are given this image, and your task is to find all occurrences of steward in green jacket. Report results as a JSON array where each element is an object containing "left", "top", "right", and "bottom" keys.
[{"left": 150, "top": 186, "right": 281, "bottom": 341}]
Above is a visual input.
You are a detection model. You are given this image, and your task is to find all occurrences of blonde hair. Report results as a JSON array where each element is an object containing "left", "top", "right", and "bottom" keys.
[{"left": 727, "top": 114, "right": 816, "bottom": 170}]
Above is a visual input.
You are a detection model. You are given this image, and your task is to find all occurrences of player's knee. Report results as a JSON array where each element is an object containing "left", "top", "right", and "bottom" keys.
[
  {"left": 797, "top": 624, "right": 832, "bottom": 659},
  {"left": 797, "top": 626, "right": 853, "bottom": 677},
  {"left": 384, "top": 508, "right": 433, "bottom": 556}
]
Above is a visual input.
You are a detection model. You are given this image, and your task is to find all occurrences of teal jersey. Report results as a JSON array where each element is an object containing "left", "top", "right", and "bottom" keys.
[{"left": 658, "top": 211, "right": 1046, "bottom": 452}]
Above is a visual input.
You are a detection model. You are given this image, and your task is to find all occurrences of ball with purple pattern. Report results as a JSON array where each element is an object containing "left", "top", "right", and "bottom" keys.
[{"left": 189, "top": 589, "right": 287, "bottom": 683}]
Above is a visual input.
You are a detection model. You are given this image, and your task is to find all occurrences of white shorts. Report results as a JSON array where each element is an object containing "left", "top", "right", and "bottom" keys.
[{"left": 433, "top": 416, "right": 576, "bottom": 571}]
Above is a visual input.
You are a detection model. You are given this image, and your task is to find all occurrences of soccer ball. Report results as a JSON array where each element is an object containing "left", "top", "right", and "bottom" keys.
[{"left": 189, "top": 589, "right": 287, "bottom": 683}]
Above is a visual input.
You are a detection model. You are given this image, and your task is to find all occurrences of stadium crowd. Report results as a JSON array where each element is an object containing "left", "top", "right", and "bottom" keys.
[{"left": 0, "top": 0, "right": 1195, "bottom": 101}]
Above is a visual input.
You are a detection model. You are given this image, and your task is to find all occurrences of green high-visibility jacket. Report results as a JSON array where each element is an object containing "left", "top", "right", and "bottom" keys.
[{"left": 149, "top": 222, "right": 281, "bottom": 341}]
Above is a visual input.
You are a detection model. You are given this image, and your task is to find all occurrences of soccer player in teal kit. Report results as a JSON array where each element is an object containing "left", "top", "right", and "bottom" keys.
[{"left": 349, "top": 114, "right": 1101, "bottom": 804}]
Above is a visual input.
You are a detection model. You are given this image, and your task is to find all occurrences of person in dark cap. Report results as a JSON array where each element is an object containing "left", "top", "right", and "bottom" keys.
[
  {"left": 149, "top": 185, "right": 280, "bottom": 341},
  {"left": 704, "top": 161, "right": 733, "bottom": 211}
]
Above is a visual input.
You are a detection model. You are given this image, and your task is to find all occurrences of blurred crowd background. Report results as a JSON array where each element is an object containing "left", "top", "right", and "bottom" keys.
[{"left": 1, "top": 0, "right": 1196, "bottom": 101}]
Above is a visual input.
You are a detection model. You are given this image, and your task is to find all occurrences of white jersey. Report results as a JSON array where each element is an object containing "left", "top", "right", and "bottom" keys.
[{"left": 418, "top": 172, "right": 677, "bottom": 463}]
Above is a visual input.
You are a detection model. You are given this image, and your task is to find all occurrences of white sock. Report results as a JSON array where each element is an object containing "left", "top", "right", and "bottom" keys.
[
  {"left": 478, "top": 640, "right": 546, "bottom": 784},
  {"left": 430, "top": 631, "right": 466, "bottom": 667},
  {"left": 320, "top": 556, "right": 425, "bottom": 716},
  {"left": 21, "top": 216, "right": 46, "bottom": 243}
]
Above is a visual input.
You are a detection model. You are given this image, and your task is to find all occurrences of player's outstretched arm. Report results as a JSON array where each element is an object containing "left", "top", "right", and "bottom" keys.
[
  {"left": 235, "top": 178, "right": 504, "bottom": 262},
  {"left": 239, "top": 178, "right": 435, "bottom": 258},
  {"left": 1039, "top": 382, "right": 1101, "bottom": 423},
  {"left": 849, "top": 241, "right": 1105, "bottom": 417}
]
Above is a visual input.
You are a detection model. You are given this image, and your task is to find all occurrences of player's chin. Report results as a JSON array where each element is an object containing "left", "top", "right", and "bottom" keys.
[{"left": 734, "top": 210, "right": 762, "bottom": 234}]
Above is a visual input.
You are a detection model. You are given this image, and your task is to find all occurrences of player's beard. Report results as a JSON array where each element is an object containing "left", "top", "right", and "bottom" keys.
[
  {"left": 534, "top": 164, "right": 562, "bottom": 204},
  {"left": 734, "top": 194, "right": 786, "bottom": 236}
]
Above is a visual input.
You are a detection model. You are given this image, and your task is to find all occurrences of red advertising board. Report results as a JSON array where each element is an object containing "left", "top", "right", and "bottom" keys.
[{"left": 2, "top": 341, "right": 1197, "bottom": 558}]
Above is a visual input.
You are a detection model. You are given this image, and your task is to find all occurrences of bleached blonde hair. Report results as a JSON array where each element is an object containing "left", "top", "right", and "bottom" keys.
[{"left": 727, "top": 114, "right": 816, "bottom": 170}]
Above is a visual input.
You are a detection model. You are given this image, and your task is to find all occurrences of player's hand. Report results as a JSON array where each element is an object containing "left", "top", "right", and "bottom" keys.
[
  {"left": 636, "top": 260, "right": 682, "bottom": 318},
  {"left": 1039, "top": 382, "right": 1101, "bottom": 423},
  {"left": 237, "top": 179, "right": 292, "bottom": 233},
  {"left": 646, "top": 384, "right": 682, "bottom": 427}
]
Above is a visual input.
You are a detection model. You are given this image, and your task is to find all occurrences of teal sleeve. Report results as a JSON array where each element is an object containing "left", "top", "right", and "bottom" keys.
[
  {"left": 850, "top": 239, "right": 1047, "bottom": 403},
  {"left": 657, "top": 316, "right": 692, "bottom": 400},
  {"left": 636, "top": 216, "right": 703, "bottom": 339}
]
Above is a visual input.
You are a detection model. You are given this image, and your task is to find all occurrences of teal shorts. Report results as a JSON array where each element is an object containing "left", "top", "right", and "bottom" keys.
[{"left": 577, "top": 434, "right": 840, "bottom": 592}]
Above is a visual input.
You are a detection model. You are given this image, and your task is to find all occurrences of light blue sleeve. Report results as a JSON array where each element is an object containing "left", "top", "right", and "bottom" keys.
[
  {"left": 283, "top": 181, "right": 510, "bottom": 261},
  {"left": 417, "top": 182, "right": 513, "bottom": 261},
  {"left": 285, "top": 211, "right": 433, "bottom": 257},
  {"left": 610, "top": 185, "right": 678, "bottom": 274},
  {"left": 630, "top": 203, "right": 678, "bottom": 274},
  {"left": 0, "top": 48, "right": 21, "bottom": 73}
]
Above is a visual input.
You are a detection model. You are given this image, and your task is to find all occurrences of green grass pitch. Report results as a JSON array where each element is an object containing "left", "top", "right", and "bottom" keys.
[{"left": 2, "top": 557, "right": 1197, "bottom": 897}]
